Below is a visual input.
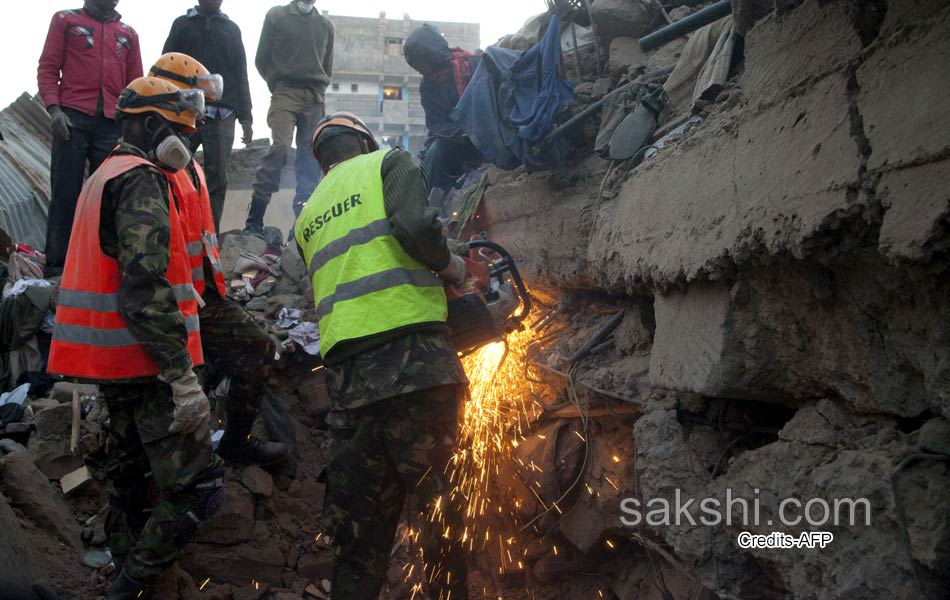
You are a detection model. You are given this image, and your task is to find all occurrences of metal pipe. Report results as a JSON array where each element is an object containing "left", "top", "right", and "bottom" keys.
[
  {"left": 639, "top": 0, "right": 733, "bottom": 52},
  {"left": 540, "top": 96, "right": 606, "bottom": 145},
  {"left": 568, "top": 310, "right": 625, "bottom": 364}
]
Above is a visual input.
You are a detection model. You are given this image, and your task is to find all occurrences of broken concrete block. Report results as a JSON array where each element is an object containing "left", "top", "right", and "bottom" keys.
[
  {"left": 26, "top": 437, "right": 84, "bottom": 481},
  {"left": 588, "top": 0, "right": 656, "bottom": 44},
  {"left": 608, "top": 37, "right": 647, "bottom": 81},
  {"left": 32, "top": 402, "right": 72, "bottom": 439},
  {"left": 732, "top": 0, "right": 774, "bottom": 34},
  {"left": 742, "top": 0, "right": 861, "bottom": 104},
  {"left": 192, "top": 484, "right": 255, "bottom": 545},
  {"left": 266, "top": 294, "right": 303, "bottom": 318},
  {"left": 0, "top": 451, "right": 82, "bottom": 551},
  {"left": 0, "top": 438, "right": 27, "bottom": 455},
  {"left": 650, "top": 284, "right": 743, "bottom": 399},
  {"left": 859, "top": 4, "right": 950, "bottom": 172},
  {"left": 50, "top": 382, "right": 98, "bottom": 403},
  {"left": 241, "top": 465, "right": 274, "bottom": 497},
  {"left": 281, "top": 249, "right": 308, "bottom": 282},
  {"left": 182, "top": 524, "right": 286, "bottom": 585},
  {"left": 296, "top": 552, "right": 332, "bottom": 581},
  {"left": 29, "top": 398, "right": 60, "bottom": 414},
  {"left": 918, "top": 418, "right": 950, "bottom": 456},
  {"left": 245, "top": 296, "right": 267, "bottom": 312},
  {"left": 876, "top": 160, "right": 950, "bottom": 264},
  {"left": 219, "top": 233, "right": 268, "bottom": 277}
]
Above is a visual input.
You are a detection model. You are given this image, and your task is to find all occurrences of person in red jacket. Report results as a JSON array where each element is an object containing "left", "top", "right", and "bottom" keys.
[{"left": 37, "top": 0, "right": 143, "bottom": 277}]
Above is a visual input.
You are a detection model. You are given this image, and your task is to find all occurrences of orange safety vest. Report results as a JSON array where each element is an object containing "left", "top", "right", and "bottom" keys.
[
  {"left": 169, "top": 163, "right": 228, "bottom": 297},
  {"left": 48, "top": 154, "right": 204, "bottom": 380}
]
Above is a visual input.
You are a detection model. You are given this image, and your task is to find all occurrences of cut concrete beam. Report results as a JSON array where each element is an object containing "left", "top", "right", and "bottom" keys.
[
  {"left": 877, "top": 159, "right": 950, "bottom": 263},
  {"left": 858, "top": 3, "right": 950, "bottom": 171}
]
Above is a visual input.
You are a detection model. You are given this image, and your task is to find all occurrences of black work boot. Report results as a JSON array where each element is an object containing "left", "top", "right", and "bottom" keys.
[
  {"left": 106, "top": 568, "right": 147, "bottom": 600},
  {"left": 216, "top": 410, "right": 288, "bottom": 465},
  {"left": 243, "top": 197, "right": 268, "bottom": 237}
]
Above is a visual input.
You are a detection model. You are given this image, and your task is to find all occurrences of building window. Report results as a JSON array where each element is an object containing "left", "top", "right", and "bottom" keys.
[
  {"left": 382, "top": 86, "right": 403, "bottom": 101},
  {"left": 351, "top": 83, "right": 359, "bottom": 93},
  {"left": 385, "top": 37, "right": 403, "bottom": 57},
  {"left": 332, "top": 83, "right": 340, "bottom": 92}
]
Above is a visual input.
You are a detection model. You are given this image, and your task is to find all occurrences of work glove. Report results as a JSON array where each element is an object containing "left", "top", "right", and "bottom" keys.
[
  {"left": 240, "top": 120, "right": 254, "bottom": 145},
  {"left": 48, "top": 105, "right": 72, "bottom": 141},
  {"left": 438, "top": 254, "right": 467, "bottom": 283},
  {"left": 160, "top": 370, "right": 211, "bottom": 441}
]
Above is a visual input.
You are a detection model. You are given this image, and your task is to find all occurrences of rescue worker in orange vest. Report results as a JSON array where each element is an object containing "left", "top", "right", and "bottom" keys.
[
  {"left": 48, "top": 76, "right": 223, "bottom": 600},
  {"left": 149, "top": 52, "right": 287, "bottom": 466}
]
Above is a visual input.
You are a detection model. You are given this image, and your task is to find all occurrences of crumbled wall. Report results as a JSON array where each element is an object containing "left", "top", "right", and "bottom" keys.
[{"left": 471, "top": 0, "right": 950, "bottom": 597}]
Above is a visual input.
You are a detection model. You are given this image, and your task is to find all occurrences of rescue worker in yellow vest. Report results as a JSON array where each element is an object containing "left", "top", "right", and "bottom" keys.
[
  {"left": 294, "top": 112, "right": 470, "bottom": 600},
  {"left": 149, "top": 53, "right": 288, "bottom": 466},
  {"left": 47, "top": 77, "right": 224, "bottom": 600}
]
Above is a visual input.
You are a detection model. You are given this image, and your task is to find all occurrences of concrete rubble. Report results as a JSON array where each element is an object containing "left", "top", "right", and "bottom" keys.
[{"left": 0, "top": 0, "right": 947, "bottom": 598}]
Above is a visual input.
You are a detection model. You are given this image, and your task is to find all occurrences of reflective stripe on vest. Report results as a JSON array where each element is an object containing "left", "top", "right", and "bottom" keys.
[
  {"left": 171, "top": 164, "right": 228, "bottom": 297},
  {"left": 295, "top": 150, "right": 447, "bottom": 358},
  {"left": 48, "top": 154, "right": 204, "bottom": 380}
]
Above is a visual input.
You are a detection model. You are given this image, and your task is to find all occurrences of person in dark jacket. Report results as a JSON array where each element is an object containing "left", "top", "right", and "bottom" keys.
[
  {"left": 163, "top": 0, "right": 254, "bottom": 230},
  {"left": 37, "top": 0, "right": 143, "bottom": 277},
  {"left": 404, "top": 24, "right": 483, "bottom": 195}
]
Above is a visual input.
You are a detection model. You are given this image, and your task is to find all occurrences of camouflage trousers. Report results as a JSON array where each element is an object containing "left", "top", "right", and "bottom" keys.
[
  {"left": 199, "top": 290, "right": 275, "bottom": 418},
  {"left": 102, "top": 380, "right": 224, "bottom": 583},
  {"left": 325, "top": 384, "right": 469, "bottom": 600}
]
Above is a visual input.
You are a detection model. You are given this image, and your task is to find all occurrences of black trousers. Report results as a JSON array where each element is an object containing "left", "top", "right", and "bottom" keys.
[
  {"left": 189, "top": 113, "right": 237, "bottom": 232},
  {"left": 45, "top": 107, "right": 120, "bottom": 275}
]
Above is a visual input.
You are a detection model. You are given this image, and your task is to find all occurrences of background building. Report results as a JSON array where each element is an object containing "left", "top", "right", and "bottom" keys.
[{"left": 324, "top": 12, "right": 480, "bottom": 155}]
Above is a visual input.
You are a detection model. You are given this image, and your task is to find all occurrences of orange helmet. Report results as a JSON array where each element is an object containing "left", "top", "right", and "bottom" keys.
[
  {"left": 149, "top": 52, "right": 223, "bottom": 102},
  {"left": 116, "top": 76, "right": 204, "bottom": 134},
  {"left": 311, "top": 111, "right": 379, "bottom": 160}
]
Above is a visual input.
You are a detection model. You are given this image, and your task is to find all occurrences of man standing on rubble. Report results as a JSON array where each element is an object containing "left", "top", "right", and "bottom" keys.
[
  {"left": 37, "top": 0, "right": 143, "bottom": 277},
  {"left": 244, "top": 0, "right": 334, "bottom": 235},
  {"left": 47, "top": 76, "right": 222, "bottom": 599},
  {"left": 404, "top": 23, "right": 483, "bottom": 195},
  {"left": 294, "top": 112, "right": 470, "bottom": 600},
  {"left": 148, "top": 52, "right": 288, "bottom": 466},
  {"left": 162, "top": 0, "right": 254, "bottom": 230}
]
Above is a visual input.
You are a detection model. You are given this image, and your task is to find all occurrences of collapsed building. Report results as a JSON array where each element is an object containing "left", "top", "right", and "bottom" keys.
[{"left": 1, "top": 0, "right": 948, "bottom": 599}]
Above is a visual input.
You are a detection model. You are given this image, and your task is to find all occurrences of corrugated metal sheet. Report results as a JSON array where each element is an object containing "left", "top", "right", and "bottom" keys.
[{"left": 0, "top": 93, "right": 52, "bottom": 249}]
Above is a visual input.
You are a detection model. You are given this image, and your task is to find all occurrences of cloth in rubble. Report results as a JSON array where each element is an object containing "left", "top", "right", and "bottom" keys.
[
  {"left": 0, "top": 287, "right": 52, "bottom": 391},
  {"left": 288, "top": 322, "right": 320, "bottom": 355},
  {"left": 451, "top": 15, "right": 574, "bottom": 171},
  {"left": 663, "top": 16, "right": 737, "bottom": 116},
  {"left": 594, "top": 81, "right": 667, "bottom": 159}
]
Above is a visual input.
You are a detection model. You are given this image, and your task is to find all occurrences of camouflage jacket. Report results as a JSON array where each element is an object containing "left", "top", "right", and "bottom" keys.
[
  {"left": 99, "top": 143, "right": 194, "bottom": 382},
  {"left": 324, "top": 331, "right": 468, "bottom": 412}
]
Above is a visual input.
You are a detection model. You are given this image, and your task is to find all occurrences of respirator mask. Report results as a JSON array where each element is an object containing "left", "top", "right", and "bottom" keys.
[
  {"left": 149, "top": 120, "right": 193, "bottom": 171},
  {"left": 296, "top": 1, "right": 316, "bottom": 14}
]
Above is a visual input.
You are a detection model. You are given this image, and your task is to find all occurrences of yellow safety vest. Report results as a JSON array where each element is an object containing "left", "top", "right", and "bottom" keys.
[{"left": 294, "top": 150, "right": 447, "bottom": 358}]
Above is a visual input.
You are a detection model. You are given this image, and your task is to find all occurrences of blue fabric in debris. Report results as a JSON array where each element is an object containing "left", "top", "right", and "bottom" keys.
[{"left": 451, "top": 16, "right": 574, "bottom": 171}]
